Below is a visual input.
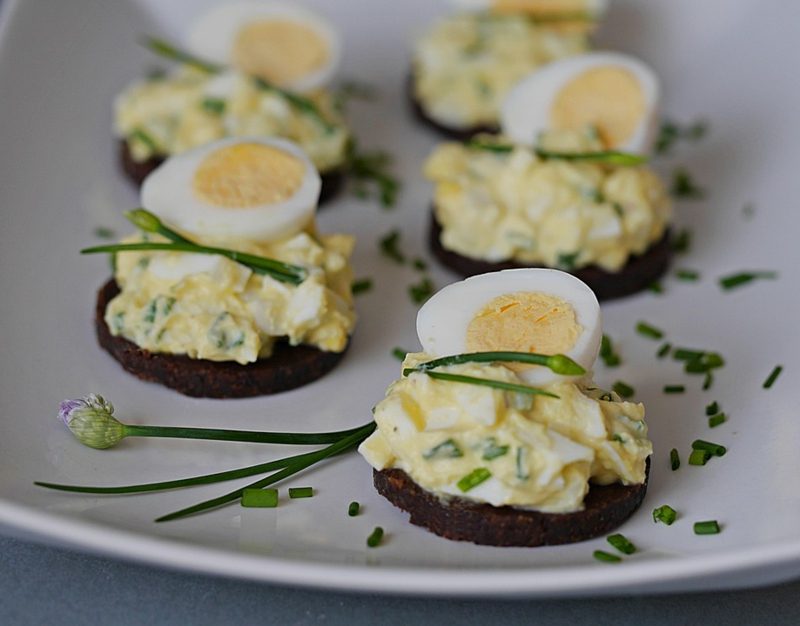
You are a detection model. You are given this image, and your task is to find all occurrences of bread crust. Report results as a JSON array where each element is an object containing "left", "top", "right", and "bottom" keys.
[
  {"left": 118, "top": 140, "right": 346, "bottom": 206},
  {"left": 374, "top": 463, "right": 649, "bottom": 547},
  {"left": 95, "top": 279, "right": 348, "bottom": 398},
  {"left": 429, "top": 211, "right": 671, "bottom": 301}
]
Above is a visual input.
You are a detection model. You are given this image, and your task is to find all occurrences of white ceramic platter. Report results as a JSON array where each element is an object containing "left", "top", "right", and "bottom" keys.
[{"left": 1, "top": 0, "right": 799, "bottom": 597}]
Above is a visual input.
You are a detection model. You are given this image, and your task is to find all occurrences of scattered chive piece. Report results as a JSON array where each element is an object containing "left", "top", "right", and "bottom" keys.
[
  {"left": 457, "top": 467, "right": 492, "bottom": 493},
  {"left": 655, "top": 119, "right": 709, "bottom": 155},
  {"left": 607, "top": 533, "right": 636, "bottom": 555},
  {"left": 348, "top": 501, "right": 360, "bottom": 517},
  {"left": 556, "top": 251, "right": 580, "bottom": 271},
  {"left": 719, "top": 271, "right": 778, "bottom": 291},
  {"left": 423, "top": 439, "right": 463, "bottom": 460},
  {"left": 688, "top": 449, "right": 710, "bottom": 466},
  {"left": 366, "top": 526, "right": 384, "bottom": 548},
  {"left": 409, "top": 276, "right": 435, "bottom": 304},
  {"left": 664, "top": 385, "right": 685, "bottom": 394},
  {"left": 241, "top": 488, "right": 278, "bottom": 508},
  {"left": 671, "top": 229, "right": 692, "bottom": 255},
  {"left": 674, "top": 348, "right": 704, "bottom": 362},
  {"left": 708, "top": 413, "right": 727, "bottom": 428},
  {"left": 636, "top": 321, "right": 664, "bottom": 340},
  {"left": 670, "top": 448, "right": 680, "bottom": 471},
  {"left": 706, "top": 401, "right": 720, "bottom": 416},
  {"left": 424, "top": 371, "right": 559, "bottom": 399},
  {"left": 652, "top": 505, "right": 677, "bottom": 525},
  {"left": 657, "top": 343, "right": 672, "bottom": 358},
  {"left": 534, "top": 148, "right": 648, "bottom": 166},
  {"left": 742, "top": 202, "right": 756, "bottom": 219},
  {"left": 129, "top": 128, "right": 161, "bottom": 153},
  {"left": 391, "top": 347, "right": 408, "bottom": 361},
  {"left": 481, "top": 438, "right": 509, "bottom": 461},
  {"left": 703, "top": 372, "right": 714, "bottom": 390},
  {"left": 412, "top": 258, "right": 428, "bottom": 271},
  {"left": 288, "top": 487, "right": 313, "bottom": 499},
  {"left": 694, "top": 520, "right": 721, "bottom": 535},
  {"left": 379, "top": 229, "right": 405, "bottom": 264},
  {"left": 647, "top": 281, "right": 664, "bottom": 294},
  {"left": 351, "top": 278, "right": 373, "bottom": 295},
  {"left": 93, "top": 227, "right": 115, "bottom": 239},
  {"left": 763, "top": 365, "right": 783, "bottom": 389},
  {"left": 692, "top": 439, "right": 727, "bottom": 457},
  {"left": 612, "top": 381, "right": 635, "bottom": 399},
  {"left": 600, "top": 335, "right": 621, "bottom": 367},
  {"left": 671, "top": 167, "right": 705, "bottom": 199},
  {"left": 347, "top": 143, "right": 400, "bottom": 208},
  {"left": 333, "top": 80, "right": 377, "bottom": 111},
  {"left": 593, "top": 550, "right": 622, "bottom": 563},
  {"left": 675, "top": 269, "right": 700, "bottom": 281},
  {"left": 201, "top": 97, "right": 226, "bottom": 115}
]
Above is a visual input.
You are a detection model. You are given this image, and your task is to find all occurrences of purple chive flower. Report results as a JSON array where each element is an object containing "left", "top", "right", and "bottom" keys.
[{"left": 57, "top": 394, "right": 125, "bottom": 449}]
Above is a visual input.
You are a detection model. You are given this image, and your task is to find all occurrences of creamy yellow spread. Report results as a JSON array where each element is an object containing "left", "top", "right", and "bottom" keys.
[
  {"left": 412, "top": 13, "right": 589, "bottom": 128},
  {"left": 359, "top": 354, "right": 651, "bottom": 512},
  {"left": 425, "top": 130, "right": 671, "bottom": 272},
  {"left": 105, "top": 226, "right": 355, "bottom": 365},
  {"left": 114, "top": 68, "right": 349, "bottom": 173}
]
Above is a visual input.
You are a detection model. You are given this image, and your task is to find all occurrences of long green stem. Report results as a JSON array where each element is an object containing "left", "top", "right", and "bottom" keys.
[
  {"left": 122, "top": 423, "right": 368, "bottom": 445},
  {"left": 534, "top": 148, "right": 648, "bottom": 165},
  {"left": 141, "top": 37, "right": 222, "bottom": 74},
  {"left": 421, "top": 371, "right": 559, "bottom": 399},
  {"left": 155, "top": 423, "right": 376, "bottom": 522},
  {"left": 403, "top": 351, "right": 584, "bottom": 377}
]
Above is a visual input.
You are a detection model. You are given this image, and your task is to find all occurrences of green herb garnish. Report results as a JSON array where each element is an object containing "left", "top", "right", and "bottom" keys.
[
  {"left": 391, "top": 347, "right": 408, "bottom": 361},
  {"left": 670, "top": 448, "right": 680, "bottom": 471},
  {"left": 348, "top": 501, "right": 360, "bottom": 517},
  {"left": 708, "top": 413, "right": 727, "bottom": 428},
  {"left": 288, "top": 487, "right": 313, "bottom": 499},
  {"left": 466, "top": 138, "right": 513, "bottom": 153},
  {"left": 413, "top": 258, "right": 428, "bottom": 271},
  {"left": 671, "top": 228, "right": 692, "bottom": 253},
  {"left": 403, "top": 351, "right": 585, "bottom": 378},
  {"left": 241, "top": 488, "right": 278, "bottom": 508},
  {"left": 141, "top": 36, "right": 222, "bottom": 73},
  {"left": 663, "top": 385, "right": 685, "bottom": 394},
  {"left": 366, "top": 526, "right": 384, "bottom": 548},
  {"left": 647, "top": 281, "right": 664, "bottom": 294},
  {"left": 409, "top": 277, "right": 435, "bottom": 305},
  {"left": 705, "top": 401, "right": 720, "bottom": 416},
  {"left": 719, "top": 271, "right": 777, "bottom": 291},
  {"left": 593, "top": 550, "right": 622, "bottom": 563},
  {"left": 535, "top": 148, "right": 648, "bottom": 166},
  {"left": 607, "top": 533, "right": 636, "bottom": 555},
  {"left": 379, "top": 229, "right": 405, "bottom": 264},
  {"left": 655, "top": 119, "right": 708, "bottom": 155},
  {"left": 675, "top": 269, "right": 700, "bottom": 281},
  {"left": 422, "top": 371, "right": 559, "bottom": 399},
  {"left": 657, "top": 343, "right": 672, "bottom": 358},
  {"left": 636, "top": 321, "right": 664, "bottom": 340},
  {"left": 351, "top": 278, "right": 373, "bottom": 295},
  {"left": 348, "top": 142, "right": 400, "bottom": 208},
  {"left": 253, "top": 77, "right": 335, "bottom": 133},
  {"left": 423, "top": 439, "right": 463, "bottom": 460},
  {"left": 653, "top": 505, "right": 677, "bottom": 525},
  {"left": 481, "top": 438, "right": 509, "bottom": 461},
  {"left": 129, "top": 128, "right": 162, "bottom": 153},
  {"left": 763, "top": 365, "right": 783, "bottom": 389},
  {"left": 600, "top": 335, "right": 621, "bottom": 367},
  {"left": 703, "top": 373, "right": 713, "bottom": 390},
  {"left": 556, "top": 251, "right": 580, "bottom": 271},
  {"left": 515, "top": 447, "right": 529, "bottom": 480},
  {"left": 694, "top": 520, "right": 721, "bottom": 535},
  {"left": 612, "top": 381, "right": 635, "bottom": 399},
  {"left": 671, "top": 167, "right": 705, "bottom": 199},
  {"left": 93, "top": 227, "right": 116, "bottom": 239},
  {"left": 688, "top": 449, "right": 710, "bottom": 466},
  {"left": 457, "top": 467, "right": 492, "bottom": 492},
  {"left": 201, "top": 97, "right": 226, "bottom": 115},
  {"left": 692, "top": 439, "right": 726, "bottom": 457},
  {"left": 333, "top": 80, "right": 377, "bottom": 112}
]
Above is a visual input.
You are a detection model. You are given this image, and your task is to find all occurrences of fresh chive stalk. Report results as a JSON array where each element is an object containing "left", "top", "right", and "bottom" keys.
[
  {"left": 535, "top": 148, "right": 648, "bottom": 166},
  {"left": 403, "top": 351, "right": 585, "bottom": 377},
  {"left": 253, "top": 77, "right": 335, "bottom": 133},
  {"left": 763, "top": 365, "right": 783, "bottom": 389},
  {"left": 694, "top": 520, "right": 721, "bottom": 535},
  {"left": 670, "top": 448, "right": 680, "bottom": 471},
  {"left": 366, "top": 526, "right": 384, "bottom": 548},
  {"left": 241, "top": 488, "right": 278, "bottom": 508},
  {"left": 593, "top": 550, "right": 622, "bottom": 563},
  {"left": 719, "top": 271, "right": 778, "bottom": 291},
  {"left": 652, "top": 505, "right": 677, "bottom": 525},
  {"left": 288, "top": 487, "right": 313, "bottom": 499},
  {"left": 422, "top": 371, "right": 560, "bottom": 399},
  {"left": 466, "top": 138, "right": 514, "bottom": 153},
  {"left": 607, "top": 533, "right": 636, "bottom": 555},
  {"left": 142, "top": 36, "right": 222, "bottom": 73}
]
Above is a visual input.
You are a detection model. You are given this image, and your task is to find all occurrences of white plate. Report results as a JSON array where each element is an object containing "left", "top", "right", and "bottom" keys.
[{"left": 1, "top": 0, "right": 799, "bottom": 597}]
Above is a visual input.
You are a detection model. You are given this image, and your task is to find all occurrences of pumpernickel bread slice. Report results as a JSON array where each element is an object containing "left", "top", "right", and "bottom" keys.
[
  {"left": 429, "top": 212, "right": 671, "bottom": 301},
  {"left": 95, "top": 279, "right": 348, "bottom": 398},
  {"left": 374, "top": 463, "right": 649, "bottom": 547},
  {"left": 118, "top": 140, "right": 346, "bottom": 206}
]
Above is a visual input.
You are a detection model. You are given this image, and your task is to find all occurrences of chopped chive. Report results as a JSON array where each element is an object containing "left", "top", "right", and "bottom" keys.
[
  {"left": 612, "top": 381, "right": 635, "bottom": 399},
  {"left": 600, "top": 335, "right": 621, "bottom": 367},
  {"left": 703, "top": 372, "right": 714, "bottom": 390},
  {"left": 671, "top": 228, "right": 692, "bottom": 253},
  {"left": 719, "top": 271, "right": 778, "bottom": 291},
  {"left": 241, "top": 488, "right": 278, "bottom": 508},
  {"left": 535, "top": 148, "right": 648, "bottom": 166},
  {"left": 348, "top": 501, "right": 360, "bottom": 517},
  {"left": 423, "top": 439, "right": 463, "bottom": 460},
  {"left": 288, "top": 487, "right": 313, "bottom": 499},
  {"left": 652, "top": 505, "right": 677, "bottom": 525},
  {"left": 366, "top": 526, "right": 384, "bottom": 548},
  {"left": 423, "top": 371, "right": 559, "bottom": 398},
  {"left": 647, "top": 281, "right": 664, "bottom": 294},
  {"left": 201, "top": 97, "right": 226, "bottom": 115},
  {"left": 657, "top": 343, "right": 672, "bottom": 358},
  {"left": 683, "top": 352, "right": 725, "bottom": 374},
  {"left": 391, "top": 347, "right": 408, "bottom": 361},
  {"left": 412, "top": 258, "right": 427, "bottom": 271},
  {"left": 664, "top": 385, "right": 685, "bottom": 394},
  {"left": 129, "top": 128, "right": 161, "bottom": 153},
  {"left": 692, "top": 439, "right": 726, "bottom": 456},
  {"left": 636, "top": 321, "right": 664, "bottom": 340},
  {"left": 457, "top": 467, "right": 491, "bottom": 492},
  {"left": 655, "top": 119, "right": 709, "bottom": 154},
  {"left": 481, "top": 438, "right": 509, "bottom": 461},
  {"left": 93, "top": 227, "right": 116, "bottom": 239},
  {"left": 688, "top": 449, "right": 711, "bottom": 466},
  {"left": 708, "top": 413, "right": 727, "bottom": 428},
  {"left": 611, "top": 433, "right": 626, "bottom": 443},
  {"left": 671, "top": 167, "right": 705, "bottom": 199},
  {"left": 404, "top": 351, "right": 585, "bottom": 377},
  {"left": 556, "top": 251, "right": 580, "bottom": 271},
  {"left": 674, "top": 348, "right": 704, "bottom": 361},
  {"left": 675, "top": 269, "right": 700, "bottom": 281},
  {"left": 593, "top": 550, "right": 622, "bottom": 563},
  {"left": 742, "top": 203, "right": 756, "bottom": 219},
  {"left": 409, "top": 276, "right": 435, "bottom": 304},
  {"left": 378, "top": 229, "right": 405, "bottom": 264},
  {"left": 705, "top": 401, "right": 720, "bottom": 416},
  {"left": 607, "top": 533, "right": 636, "bottom": 555},
  {"left": 670, "top": 448, "right": 680, "bottom": 471},
  {"left": 466, "top": 138, "right": 514, "bottom": 153},
  {"left": 347, "top": 142, "right": 400, "bottom": 208},
  {"left": 141, "top": 36, "right": 222, "bottom": 74},
  {"left": 694, "top": 520, "right": 721, "bottom": 535},
  {"left": 515, "top": 447, "right": 529, "bottom": 480},
  {"left": 763, "top": 365, "right": 783, "bottom": 389},
  {"left": 351, "top": 278, "right": 373, "bottom": 295}
]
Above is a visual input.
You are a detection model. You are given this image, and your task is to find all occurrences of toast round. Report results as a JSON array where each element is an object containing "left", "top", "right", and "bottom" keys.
[
  {"left": 118, "top": 140, "right": 346, "bottom": 206},
  {"left": 95, "top": 279, "right": 348, "bottom": 398},
  {"left": 374, "top": 463, "right": 649, "bottom": 547},
  {"left": 429, "top": 212, "right": 672, "bottom": 301}
]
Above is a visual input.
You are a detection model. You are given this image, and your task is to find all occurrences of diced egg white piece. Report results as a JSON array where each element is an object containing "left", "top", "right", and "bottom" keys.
[
  {"left": 147, "top": 252, "right": 225, "bottom": 281},
  {"left": 424, "top": 406, "right": 461, "bottom": 431},
  {"left": 500, "top": 52, "right": 660, "bottom": 154},
  {"left": 186, "top": 1, "right": 341, "bottom": 93},
  {"left": 416, "top": 268, "right": 601, "bottom": 385},
  {"left": 358, "top": 432, "right": 395, "bottom": 470}
]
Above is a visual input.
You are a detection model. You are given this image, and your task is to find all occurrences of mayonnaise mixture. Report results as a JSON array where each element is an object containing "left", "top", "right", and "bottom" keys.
[
  {"left": 359, "top": 353, "right": 651, "bottom": 512},
  {"left": 425, "top": 130, "right": 671, "bottom": 271},
  {"left": 115, "top": 68, "right": 349, "bottom": 173},
  {"left": 105, "top": 226, "right": 355, "bottom": 364}
]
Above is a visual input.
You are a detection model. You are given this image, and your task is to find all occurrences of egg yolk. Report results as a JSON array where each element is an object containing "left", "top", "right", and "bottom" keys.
[
  {"left": 232, "top": 19, "right": 328, "bottom": 86},
  {"left": 465, "top": 292, "right": 580, "bottom": 371},
  {"left": 550, "top": 66, "right": 645, "bottom": 149},
  {"left": 193, "top": 143, "right": 305, "bottom": 207}
]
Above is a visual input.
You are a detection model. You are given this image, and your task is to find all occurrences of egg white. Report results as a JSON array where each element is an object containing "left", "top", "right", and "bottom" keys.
[
  {"left": 416, "top": 268, "right": 601, "bottom": 385},
  {"left": 140, "top": 136, "right": 321, "bottom": 243},
  {"left": 186, "top": 1, "right": 341, "bottom": 93},
  {"left": 500, "top": 52, "right": 660, "bottom": 154}
]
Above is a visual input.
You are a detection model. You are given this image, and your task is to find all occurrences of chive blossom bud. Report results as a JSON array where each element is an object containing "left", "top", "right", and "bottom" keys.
[
  {"left": 124, "top": 208, "right": 162, "bottom": 233},
  {"left": 547, "top": 354, "right": 586, "bottom": 376},
  {"left": 58, "top": 394, "right": 125, "bottom": 449}
]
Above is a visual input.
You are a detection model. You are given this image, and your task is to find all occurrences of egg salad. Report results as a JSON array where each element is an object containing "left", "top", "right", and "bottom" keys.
[
  {"left": 115, "top": 68, "right": 349, "bottom": 174},
  {"left": 425, "top": 130, "right": 672, "bottom": 272},
  {"left": 359, "top": 269, "right": 652, "bottom": 512},
  {"left": 104, "top": 137, "right": 356, "bottom": 365},
  {"left": 411, "top": 12, "right": 591, "bottom": 129}
]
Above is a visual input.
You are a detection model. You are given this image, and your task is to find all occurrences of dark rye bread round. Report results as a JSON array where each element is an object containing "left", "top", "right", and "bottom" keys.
[
  {"left": 374, "top": 461, "right": 649, "bottom": 547},
  {"left": 429, "top": 211, "right": 672, "bottom": 301},
  {"left": 95, "top": 279, "right": 348, "bottom": 398},
  {"left": 407, "top": 74, "right": 499, "bottom": 141},
  {"left": 118, "top": 139, "right": 346, "bottom": 206}
]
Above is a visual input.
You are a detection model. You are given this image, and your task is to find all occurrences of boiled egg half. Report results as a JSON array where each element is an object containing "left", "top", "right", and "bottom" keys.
[
  {"left": 141, "top": 136, "right": 321, "bottom": 242},
  {"left": 186, "top": 1, "right": 341, "bottom": 93},
  {"left": 500, "top": 52, "right": 660, "bottom": 154},
  {"left": 416, "top": 268, "right": 601, "bottom": 385}
]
